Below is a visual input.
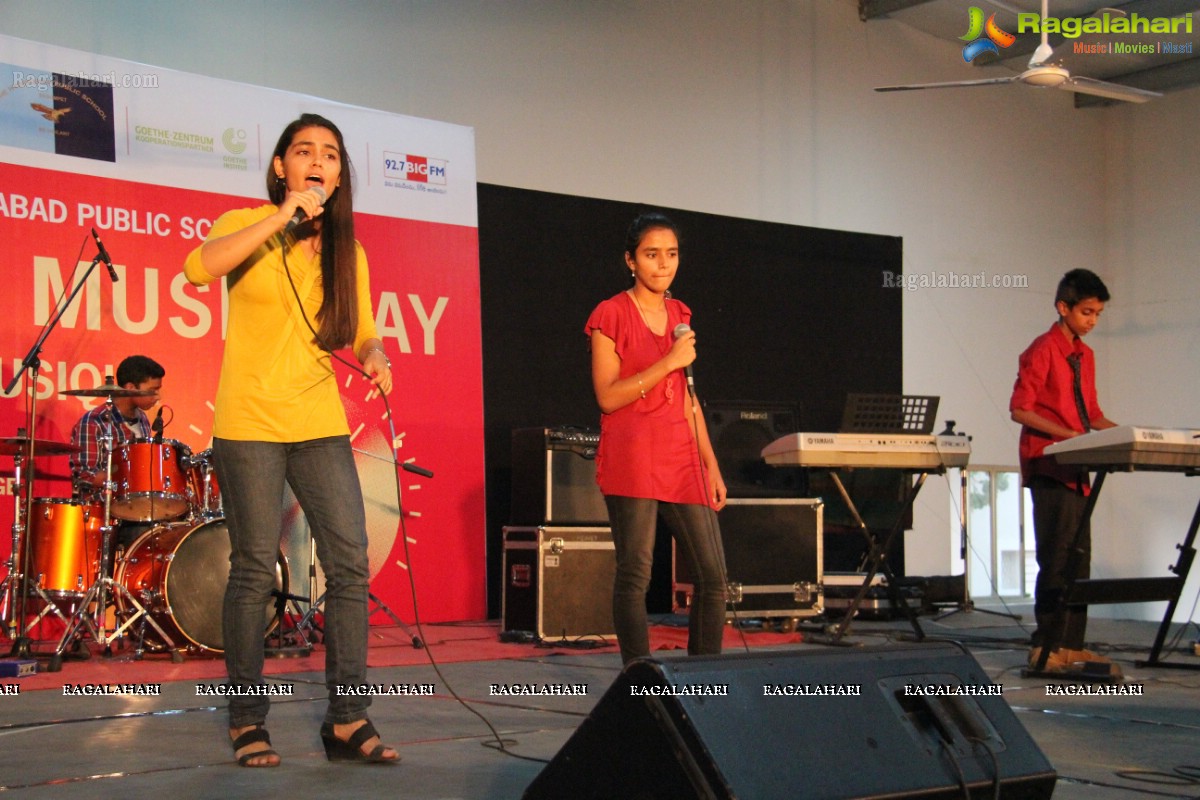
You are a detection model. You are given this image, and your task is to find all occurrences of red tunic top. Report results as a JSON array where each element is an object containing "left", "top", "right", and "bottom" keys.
[
  {"left": 585, "top": 292, "right": 707, "bottom": 504},
  {"left": 1010, "top": 323, "right": 1104, "bottom": 491}
]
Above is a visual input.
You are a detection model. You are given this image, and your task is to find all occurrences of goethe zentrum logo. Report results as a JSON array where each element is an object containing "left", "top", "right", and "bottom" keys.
[{"left": 960, "top": 6, "right": 1015, "bottom": 62}]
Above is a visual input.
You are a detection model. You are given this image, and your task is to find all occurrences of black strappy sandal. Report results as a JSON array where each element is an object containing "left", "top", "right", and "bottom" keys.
[
  {"left": 319, "top": 719, "right": 400, "bottom": 764},
  {"left": 231, "top": 724, "right": 281, "bottom": 768}
]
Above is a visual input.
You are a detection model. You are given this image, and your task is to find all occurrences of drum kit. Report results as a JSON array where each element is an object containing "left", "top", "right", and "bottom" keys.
[{"left": 1, "top": 382, "right": 287, "bottom": 669}]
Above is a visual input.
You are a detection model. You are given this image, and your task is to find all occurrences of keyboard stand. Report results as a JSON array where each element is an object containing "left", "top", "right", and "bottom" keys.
[
  {"left": 1025, "top": 467, "right": 1200, "bottom": 678},
  {"left": 825, "top": 469, "right": 928, "bottom": 643}
]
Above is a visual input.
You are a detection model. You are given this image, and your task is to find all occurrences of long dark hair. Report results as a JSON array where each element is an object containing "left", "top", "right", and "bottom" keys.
[{"left": 266, "top": 113, "right": 358, "bottom": 350}]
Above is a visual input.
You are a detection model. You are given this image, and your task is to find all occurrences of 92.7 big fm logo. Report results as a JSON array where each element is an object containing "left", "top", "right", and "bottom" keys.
[{"left": 383, "top": 151, "right": 447, "bottom": 185}]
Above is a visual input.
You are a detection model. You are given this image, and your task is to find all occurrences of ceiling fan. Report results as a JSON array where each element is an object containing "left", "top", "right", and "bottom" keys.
[{"left": 874, "top": 0, "right": 1162, "bottom": 103}]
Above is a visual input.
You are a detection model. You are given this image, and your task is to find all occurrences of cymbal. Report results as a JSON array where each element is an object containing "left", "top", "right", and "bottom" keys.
[
  {"left": 0, "top": 436, "right": 80, "bottom": 456},
  {"left": 61, "top": 383, "right": 155, "bottom": 398}
]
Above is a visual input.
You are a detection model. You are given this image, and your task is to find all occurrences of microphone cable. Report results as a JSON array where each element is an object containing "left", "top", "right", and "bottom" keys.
[
  {"left": 152, "top": 404, "right": 172, "bottom": 440},
  {"left": 279, "top": 240, "right": 545, "bottom": 764},
  {"left": 673, "top": 319, "right": 753, "bottom": 656},
  {"left": 685, "top": 393, "right": 754, "bottom": 655}
]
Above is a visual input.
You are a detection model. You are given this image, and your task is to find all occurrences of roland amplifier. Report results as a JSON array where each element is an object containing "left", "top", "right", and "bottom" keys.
[
  {"left": 704, "top": 402, "right": 804, "bottom": 498},
  {"left": 510, "top": 427, "right": 608, "bottom": 525}
]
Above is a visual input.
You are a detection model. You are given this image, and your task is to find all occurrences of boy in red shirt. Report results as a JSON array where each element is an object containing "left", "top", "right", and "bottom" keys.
[{"left": 1010, "top": 269, "right": 1120, "bottom": 676}]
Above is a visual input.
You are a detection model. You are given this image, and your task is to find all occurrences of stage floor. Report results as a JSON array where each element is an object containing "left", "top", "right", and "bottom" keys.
[{"left": 2, "top": 607, "right": 1198, "bottom": 799}]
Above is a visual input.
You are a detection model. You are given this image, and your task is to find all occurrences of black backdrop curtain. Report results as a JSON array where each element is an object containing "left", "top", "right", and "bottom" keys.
[{"left": 478, "top": 184, "right": 902, "bottom": 617}]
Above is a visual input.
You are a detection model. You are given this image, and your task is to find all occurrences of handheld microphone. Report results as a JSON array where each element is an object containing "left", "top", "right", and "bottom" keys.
[
  {"left": 672, "top": 323, "right": 696, "bottom": 397},
  {"left": 151, "top": 406, "right": 164, "bottom": 444},
  {"left": 284, "top": 186, "right": 327, "bottom": 232},
  {"left": 91, "top": 228, "right": 119, "bottom": 282}
]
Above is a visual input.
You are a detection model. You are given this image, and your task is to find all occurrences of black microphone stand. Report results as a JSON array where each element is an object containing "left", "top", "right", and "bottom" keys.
[
  {"left": 4, "top": 250, "right": 107, "bottom": 658},
  {"left": 265, "top": 587, "right": 314, "bottom": 658},
  {"left": 933, "top": 421, "right": 1020, "bottom": 623},
  {"left": 291, "top": 460, "right": 429, "bottom": 650}
]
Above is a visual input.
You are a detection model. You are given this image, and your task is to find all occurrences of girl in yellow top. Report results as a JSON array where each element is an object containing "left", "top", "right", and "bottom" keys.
[{"left": 184, "top": 113, "right": 396, "bottom": 767}]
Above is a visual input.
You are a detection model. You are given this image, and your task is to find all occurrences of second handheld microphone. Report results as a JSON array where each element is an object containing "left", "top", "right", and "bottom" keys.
[{"left": 672, "top": 323, "right": 696, "bottom": 397}]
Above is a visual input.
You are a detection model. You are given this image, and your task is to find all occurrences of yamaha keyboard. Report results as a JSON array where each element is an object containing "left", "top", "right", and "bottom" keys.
[
  {"left": 1045, "top": 425, "right": 1200, "bottom": 471},
  {"left": 761, "top": 433, "right": 971, "bottom": 470},
  {"left": 1034, "top": 424, "right": 1200, "bottom": 675}
]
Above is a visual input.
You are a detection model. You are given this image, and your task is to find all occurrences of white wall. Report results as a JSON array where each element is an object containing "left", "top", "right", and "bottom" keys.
[{"left": 4, "top": 0, "right": 1196, "bottom": 621}]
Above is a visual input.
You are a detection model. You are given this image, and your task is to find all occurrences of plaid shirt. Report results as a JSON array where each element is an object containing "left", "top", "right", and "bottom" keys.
[{"left": 69, "top": 405, "right": 151, "bottom": 494}]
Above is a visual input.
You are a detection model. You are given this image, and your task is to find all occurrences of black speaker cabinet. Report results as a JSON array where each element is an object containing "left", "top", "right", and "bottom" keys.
[
  {"left": 502, "top": 526, "right": 616, "bottom": 640},
  {"left": 511, "top": 427, "right": 608, "bottom": 525},
  {"left": 524, "top": 642, "right": 1056, "bottom": 800},
  {"left": 704, "top": 401, "right": 804, "bottom": 497}
]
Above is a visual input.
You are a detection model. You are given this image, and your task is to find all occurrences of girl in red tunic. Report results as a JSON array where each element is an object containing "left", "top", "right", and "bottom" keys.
[{"left": 585, "top": 212, "right": 728, "bottom": 664}]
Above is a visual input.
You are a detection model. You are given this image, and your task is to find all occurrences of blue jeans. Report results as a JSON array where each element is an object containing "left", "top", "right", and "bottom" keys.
[
  {"left": 214, "top": 436, "right": 371, "bottom": 727},
  {"left": 604, "top": 496, "right": 727, "bottom": 665}
]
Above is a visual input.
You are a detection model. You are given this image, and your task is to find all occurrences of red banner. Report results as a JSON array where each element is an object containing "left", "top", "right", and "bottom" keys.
[{"left": 2, "top": 162, "right": 486, "bottom": 623}]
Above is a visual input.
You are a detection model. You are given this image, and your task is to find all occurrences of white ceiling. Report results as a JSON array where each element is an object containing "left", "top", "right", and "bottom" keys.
[{"left": 859, "top": 0, "right": 1200, "bottom": 106}]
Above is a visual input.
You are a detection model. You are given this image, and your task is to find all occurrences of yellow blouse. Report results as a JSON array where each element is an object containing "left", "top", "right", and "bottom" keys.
[{"left": 183, "top": 205, "right": 378, "bottom": 442}]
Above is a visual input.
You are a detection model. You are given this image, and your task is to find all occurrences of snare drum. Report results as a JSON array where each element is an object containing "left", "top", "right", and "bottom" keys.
[
  {"left": 21, "top": 499, "right": 103, "bottom": 600},
  {"left": 114, "top": 518, "right": 287, "bottom": 654},
  {"left": 111, "top": 439, "right": 191, "bottom": 522}
]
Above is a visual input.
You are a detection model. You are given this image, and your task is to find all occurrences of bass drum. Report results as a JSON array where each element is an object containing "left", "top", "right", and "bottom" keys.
[{"left": 114, "top": 518, "right": 287, "bottom": 654}]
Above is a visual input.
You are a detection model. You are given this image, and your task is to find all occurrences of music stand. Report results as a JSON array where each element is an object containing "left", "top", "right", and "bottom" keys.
[{"left": 840, "top": 393, "right": 940, "bottom": 435}]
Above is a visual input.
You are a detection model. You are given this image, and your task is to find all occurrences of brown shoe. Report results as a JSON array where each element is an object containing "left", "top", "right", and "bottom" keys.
[
  {"left": 1029, "top": 647, "right": 1123, "bottom": 678},
  {"left": 1028, "top": 646, "right": 1041, "bottom": 668},
  {"left": 1029, "top": 647, "right": 1074, "bottom": 672}
]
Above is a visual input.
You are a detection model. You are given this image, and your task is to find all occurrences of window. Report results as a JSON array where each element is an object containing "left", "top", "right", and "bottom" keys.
[{"left": 963, "top": 466, "right": 1037, "bottom": 600}]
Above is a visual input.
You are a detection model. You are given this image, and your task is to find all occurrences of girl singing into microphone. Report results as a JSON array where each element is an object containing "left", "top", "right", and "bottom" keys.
[
  {"left": 184, "top": 113, "right": 397, "bottom": 767},
  {"left": 585, "top": 212, "right": 728, "bottom": 665}
]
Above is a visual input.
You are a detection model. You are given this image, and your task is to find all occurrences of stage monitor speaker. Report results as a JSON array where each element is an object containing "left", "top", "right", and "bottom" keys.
[
  {"left": 523, "top": 642, "right": 1056, "bottom": 800},
  {"left": 704, "top": 401, "right": 804, "bottom": 497},
  {"left": 510, "top": 427, "right": 608, "bottom": 525}
]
